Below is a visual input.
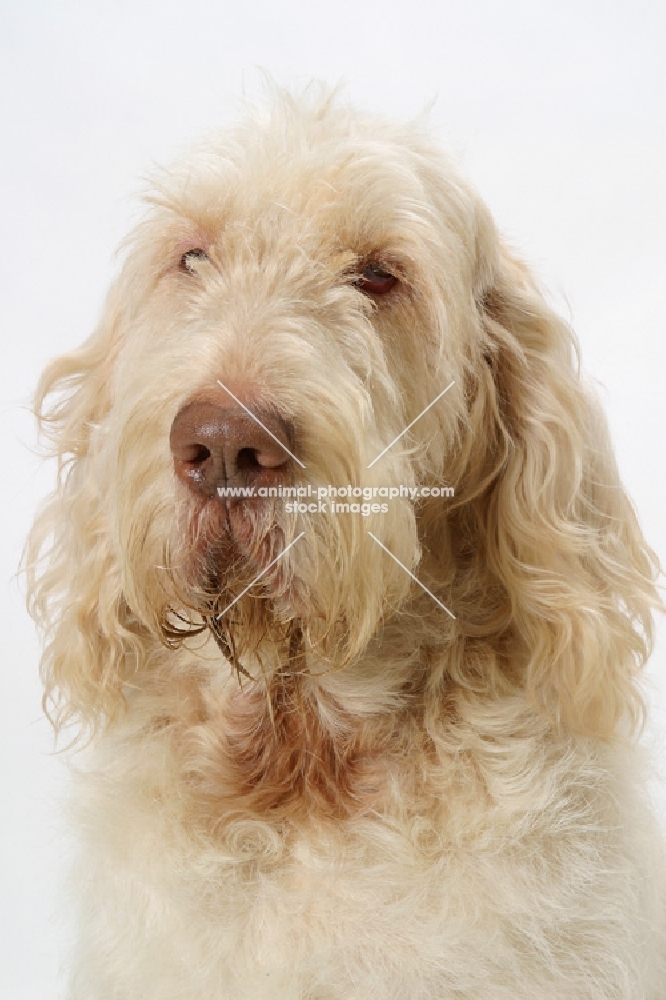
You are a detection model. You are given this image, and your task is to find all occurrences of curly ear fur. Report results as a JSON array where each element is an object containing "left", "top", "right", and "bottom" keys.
[
  {"left": 26, "top": 278, "right": 140, "bottom": 740},
  {"left": 469, "top": 246, "right": 661, "bottom": 738}
]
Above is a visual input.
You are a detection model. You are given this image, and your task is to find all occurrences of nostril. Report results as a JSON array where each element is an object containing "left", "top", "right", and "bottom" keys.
[
  {"left": 236, "top": 448, "right": 262, "bottom": 472},
  {"left": 182, "top": 444, "right": 211, "bottom": 466}
]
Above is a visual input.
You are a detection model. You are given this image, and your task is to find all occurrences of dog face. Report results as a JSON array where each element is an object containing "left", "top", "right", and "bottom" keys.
[
  {"left": 28, "top": 92, "right": 658, "bottom": 742},
  {"left": 111, "top": 102, "right": 497, "bottom": 662}
]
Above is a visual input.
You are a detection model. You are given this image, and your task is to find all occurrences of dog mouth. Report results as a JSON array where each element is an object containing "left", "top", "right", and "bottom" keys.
[
  {"left": 175, "top": 466, "right": 292, "bottom": 581},
  {"left": 164, "top": 486, "right": 303, "bottom": 662},
  {"left": 180, "top": 488, "right": 291, "bottom": 589}
]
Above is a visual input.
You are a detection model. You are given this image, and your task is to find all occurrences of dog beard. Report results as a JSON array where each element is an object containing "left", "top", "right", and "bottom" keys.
[{"left": 161, "top": 494, "right": 313, "bottom": 680}]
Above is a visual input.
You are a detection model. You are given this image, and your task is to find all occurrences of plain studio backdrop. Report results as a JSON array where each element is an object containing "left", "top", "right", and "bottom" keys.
[{"left": 1, "top": 1, "right": 664, "bottom": 996}]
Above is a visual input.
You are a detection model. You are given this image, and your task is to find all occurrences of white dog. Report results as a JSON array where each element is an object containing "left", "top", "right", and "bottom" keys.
[{"left": 28, "top": 90, "right": 664, "bottom": 998}]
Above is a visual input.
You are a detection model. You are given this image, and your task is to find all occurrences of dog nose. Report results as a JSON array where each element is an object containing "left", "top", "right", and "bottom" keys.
[{"left": 170, "top": 400, "right": 292, "bottom": 497}]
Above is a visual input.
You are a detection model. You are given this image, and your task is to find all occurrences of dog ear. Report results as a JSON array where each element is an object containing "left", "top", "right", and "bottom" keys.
[
  {"left": 469, "top": 245, "right": 661, "bottom": 738},
  {"left": 26, "top": 276, "right": 138, "bottom": 741}
]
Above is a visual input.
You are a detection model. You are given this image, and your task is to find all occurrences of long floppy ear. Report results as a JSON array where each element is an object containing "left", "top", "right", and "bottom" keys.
[
  {"left": 26, "top": 276, "right": 140, "bottom": 741},
  {"left": 468, "top": 246, "right": 661, "bottom": 738}
]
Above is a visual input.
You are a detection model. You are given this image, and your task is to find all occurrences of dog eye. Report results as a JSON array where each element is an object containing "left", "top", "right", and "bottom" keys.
[
  {"left": 180, "top": 248, "right": 209, "bottom": 273},
  {"left": 356, "top": 263, "right": 397, "bottom": 296}
]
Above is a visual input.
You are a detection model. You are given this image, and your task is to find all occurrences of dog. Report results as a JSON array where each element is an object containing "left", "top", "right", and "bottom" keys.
[{"left": 28, "top": 90, "right": 664, "bottom": 998}]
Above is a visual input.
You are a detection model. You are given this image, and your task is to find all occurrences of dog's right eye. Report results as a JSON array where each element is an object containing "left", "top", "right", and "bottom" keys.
[
  {"left": 355, "top": 263, "right": 397, "bottom": 296},
  {"left": 180, "top": 249, "right": 209, "bottom": 273}
]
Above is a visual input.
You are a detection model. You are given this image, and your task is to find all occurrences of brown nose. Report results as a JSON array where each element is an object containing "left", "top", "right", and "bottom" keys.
[{"left": 170, "top": 400, "right": 293, "bottom": 497}]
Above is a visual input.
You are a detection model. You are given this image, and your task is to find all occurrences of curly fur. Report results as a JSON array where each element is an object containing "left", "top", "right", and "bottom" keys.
[{"left": 27, "top": 89, "right": 664, "bottom": 998}]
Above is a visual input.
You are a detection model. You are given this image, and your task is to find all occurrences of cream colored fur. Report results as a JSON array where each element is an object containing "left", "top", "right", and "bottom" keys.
[{"left": 28, "top": 89, "right": 665, "bottom": 998}]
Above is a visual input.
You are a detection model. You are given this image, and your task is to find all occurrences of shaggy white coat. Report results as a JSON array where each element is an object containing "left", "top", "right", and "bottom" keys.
[{"left": 28, "top": 91, "right": 665, "bottom": 999}]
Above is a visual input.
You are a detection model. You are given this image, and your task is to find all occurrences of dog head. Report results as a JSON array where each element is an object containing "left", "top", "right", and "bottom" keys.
[{"left": 27, "top": 90, "right": 660, "bottom": 742}]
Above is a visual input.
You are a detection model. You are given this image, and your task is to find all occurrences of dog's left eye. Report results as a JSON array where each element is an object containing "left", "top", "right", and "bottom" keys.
[
  {"left": 356, "top": 263, "right": 397, "bottom": 296},
  {"left": 180, "top": 248, "right": 209, "bottom": 273}
]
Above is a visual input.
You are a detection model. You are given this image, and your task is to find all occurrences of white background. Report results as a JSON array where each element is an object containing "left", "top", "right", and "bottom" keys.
[{"left": 1, "top": 1, "right": 664, "bottom": 996}]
